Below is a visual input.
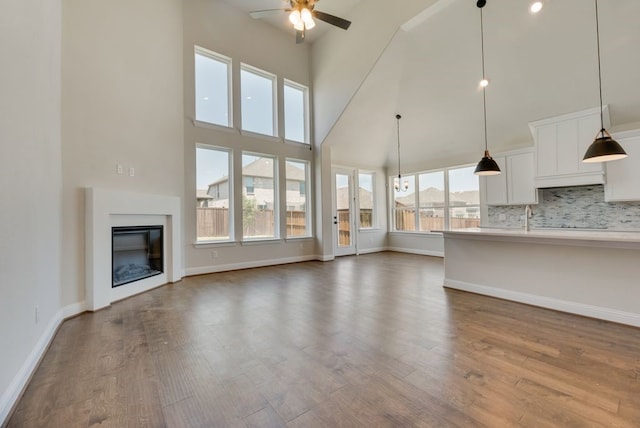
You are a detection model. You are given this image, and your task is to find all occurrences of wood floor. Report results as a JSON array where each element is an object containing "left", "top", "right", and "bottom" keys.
[{"left": 7, "top": 252, "right": 640, "bottom": 427}]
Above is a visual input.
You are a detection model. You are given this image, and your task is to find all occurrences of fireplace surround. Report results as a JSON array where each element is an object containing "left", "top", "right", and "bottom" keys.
[{"left": 85, "top": 187, "right": 182, "bottom": 311}]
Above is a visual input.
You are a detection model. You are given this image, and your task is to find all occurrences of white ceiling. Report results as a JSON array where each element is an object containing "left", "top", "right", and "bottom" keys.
[
  {"left": 230, "top": 0, "right": 640, "bottom": 171},
  {"left": 221, "top": 0, "right": 360, "bottom": 43}
]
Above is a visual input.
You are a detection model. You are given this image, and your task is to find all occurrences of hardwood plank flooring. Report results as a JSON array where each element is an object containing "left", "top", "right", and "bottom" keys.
[{"left": 6, "top": 252, "right": 640, "bottom": 427}]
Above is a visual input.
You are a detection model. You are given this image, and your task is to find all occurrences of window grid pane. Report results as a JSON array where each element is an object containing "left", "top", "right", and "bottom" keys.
[
  {"left": 418, "top": 171, "right": 445, "bottom": 231},
  {"left": 358, "top": 173, "right": 375, "bottom": 229},
  {"left": 241, "top": 67, "right": 275, "bottom": 136},
  {"left": 448, "top": 166, "right": 480, "bottom": 229},
  {"left": 196, "top": 146, "right": 231, "bottom": 241},
  {"left": 195, "top": 50, "right": 230, "bottom": 127},
  {"left": 284, "top": 82, "right": 306, "bottom": 143},
  {"left": 242, "top": 153, "right": 277, "bottom": 239},
  {"left": 286, "top": 159, "right": 310, "bottom": 237}
]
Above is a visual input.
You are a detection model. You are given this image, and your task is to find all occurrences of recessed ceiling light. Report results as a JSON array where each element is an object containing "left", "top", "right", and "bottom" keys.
[
  {"left": 480, "top": 78, "right": 489, "bottom": 88},
  {"left": 530, "top": 1, "right": 543, "bottom": 14}
]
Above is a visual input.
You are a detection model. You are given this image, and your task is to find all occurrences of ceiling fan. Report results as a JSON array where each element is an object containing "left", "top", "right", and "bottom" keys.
[{"left": 250, "top": 0, "right": 352, "bottom": 44}]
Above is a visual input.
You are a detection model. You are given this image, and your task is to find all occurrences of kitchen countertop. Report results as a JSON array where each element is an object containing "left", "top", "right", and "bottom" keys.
[{"left": 440, "top": 227, "right": 640, "bottom": 249}]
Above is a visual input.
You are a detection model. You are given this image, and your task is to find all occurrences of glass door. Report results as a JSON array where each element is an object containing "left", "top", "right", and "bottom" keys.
[{"left": 333, "top": 169, "right": 356, "bottom": 256}]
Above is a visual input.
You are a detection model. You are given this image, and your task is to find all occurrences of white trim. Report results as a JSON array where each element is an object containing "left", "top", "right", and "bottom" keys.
[
  {"left": 357, "top": 247, "right": 387, "bottom": 255},
  {"left": 316, "top": 254, "right": 335, "bottom": 262},
  {"left": 0, "top": 302, "right": 86, "bottom": 426},
  {"left": 194, "top": 46, "right": 233, "bottom": 128},
  {"left": 386, "top": 246, "right": 444, "bottom": 257},
  {"left": 192, "top": 119, "right": 237, "bottom": 133},
  {"left": 443, "top": 279, "right": 640, "bottom": 328},
  {"left": 241, "top": 238, "right": 283, "bottom": 246},
  {"left": 239, "top": 129, "right": 282, "bottom": 143},
  {"left": 193, "top": 240, "right": 238, "bottom": 248},
  {"left": 184, "top": 255, "right": 317, "bottom": 276}
]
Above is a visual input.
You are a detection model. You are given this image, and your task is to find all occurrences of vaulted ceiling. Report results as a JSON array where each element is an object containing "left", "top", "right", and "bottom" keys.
[{"left": 228, "top": 0, "right": 640, "bottom": 172}]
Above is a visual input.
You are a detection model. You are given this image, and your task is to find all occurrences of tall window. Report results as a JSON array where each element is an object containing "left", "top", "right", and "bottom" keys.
[
  {"left": 418, "top": 171, "right": 445, "bottom": 231},
  {"left": 242, "top": 152, "right": 277, "bottom": 239},
  {"left": 241, "top": 64, "right": 276, "bottom": 136},
  {"left": 194, "top": 47, "right": 231, "bottom": 127},
  {"left": 284, "top": 80, "right": 308, "bottom": 144},
  {"left": 285, "top": 159, "right": 311, "bottom": 237},
  {"left": 196, "top": 145, "right": 232, "bottom": 241},
  {"left": 391, "top": 165, "right": 480, "bottom": 232},
  {"left": 393, "top": 175, "right": 417, "bottom": 231},
  {"left": 358, "top": 172, "right": 375, "bottom": 229},
  {"left": 448, "top": 166, "right": 480, "bottom": 229}
]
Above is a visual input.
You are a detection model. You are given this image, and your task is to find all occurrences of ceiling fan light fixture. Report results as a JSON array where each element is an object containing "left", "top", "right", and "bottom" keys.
[
  {"left": 300, "top": 8, "right": 316, "bottom": 29},
  {"left": 289, "top": 10, "right": 301, "bottom": 26}
]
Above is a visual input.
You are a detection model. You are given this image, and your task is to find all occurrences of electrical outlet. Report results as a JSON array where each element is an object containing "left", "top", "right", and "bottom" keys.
[
  {"left": 116, "top": 164, "right": 123, "bottom": 174},
  {"left": 35, "top": 306, "right": 39, "bottom": 324},
  {"left": 129, "top": 167, "right": 135, "bottom": 177}
]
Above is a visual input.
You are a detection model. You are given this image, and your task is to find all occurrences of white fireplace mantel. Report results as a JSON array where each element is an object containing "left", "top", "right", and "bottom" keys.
[{"left": 85, "top": 187, "right": 182, "bottom": 311}]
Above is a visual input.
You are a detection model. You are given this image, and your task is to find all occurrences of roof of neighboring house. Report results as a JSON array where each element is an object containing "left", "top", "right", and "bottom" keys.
[
  {"left": 196, "top": 189, "right": 213, "bottom": 200},
  {"left": 207, "top": 158, "right": 306, "bottom": 187},
  {"left": 395, "top": 187, "right": 479, "bottom": 207},
  {"left": 336, "top": 187, "right": 373, "bottom": 210}
]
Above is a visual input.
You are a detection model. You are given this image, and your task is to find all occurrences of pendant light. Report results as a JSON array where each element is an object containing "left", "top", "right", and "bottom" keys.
[
  {"left": 582, "top": 0, "right": 627, "bottom": 163},
  {"left": 394, "top": 114, "right": 409, "bottom": 192},
  {"left": 474, "top": 0, "right": 501, "bottom": 176}
]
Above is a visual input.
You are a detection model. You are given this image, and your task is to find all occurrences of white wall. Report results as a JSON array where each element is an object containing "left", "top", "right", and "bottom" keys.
[
  {"left": 0, "top": 0, "right": 62, "bottom": 422},
  {"left": 182, "top": 0, "right": 317, "bottom": 273},
  {"left": 61, "top": 0, "right": 185, "bottom": 306}
]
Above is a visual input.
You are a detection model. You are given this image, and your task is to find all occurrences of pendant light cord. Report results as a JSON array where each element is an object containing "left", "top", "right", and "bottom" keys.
[
  {"left": 480, "top": 7, "right": 488, "bottom": 152},
  {"left": 396, "top": 114, "right": 402, "bottom": 179},
  {"left": 595, "top": 0, "right": 605, "bottom": 136}
]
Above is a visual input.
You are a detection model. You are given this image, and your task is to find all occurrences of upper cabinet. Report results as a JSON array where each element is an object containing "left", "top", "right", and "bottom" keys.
[
  {"left": 481, "top": 149, "right": 538, "bottom": 206},
  {"left": 604, "top": 129, "right": 640, "bottom": 202},
  {"left": 529, "top": 106, "right": 608, "bottom": 188}
]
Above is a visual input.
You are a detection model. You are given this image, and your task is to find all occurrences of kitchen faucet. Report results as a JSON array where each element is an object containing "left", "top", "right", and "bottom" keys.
[{"left": 524, "top": 204, "right": 533, "bottom": 231}]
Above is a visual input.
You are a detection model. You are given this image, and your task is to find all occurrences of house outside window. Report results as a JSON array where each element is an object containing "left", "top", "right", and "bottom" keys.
[
  {"left": 196, "top": 145, "right": 232, "bottom": 241},
  {"left": 194, "top": 46, "right": 231, "bottom": 127},
  {"left": 242, "top": 152, "right": 277, "bottom": 239},
  {"left": 391, "top": 164, "right": 479, "bottom": 232},
  {"left": 241, "top": 64, "right": 277, "bottom": 137},
  {"left": 284, "top": 80, "right": 309, "bottom": 144},
  {"left": 358, "top": 172, "right": 375, "bottom": 229},
  {"left": 285, "top": 159, "right": 311, "bottom": 237}
]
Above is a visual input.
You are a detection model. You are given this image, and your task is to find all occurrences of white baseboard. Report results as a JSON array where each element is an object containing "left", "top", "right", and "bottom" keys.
[
  {"left": 315, "top": 254, "right": 335, "bottom": 262},
  {"left": 0, "top": 302, "right": 86, "bottom": 426},
  {"left": 357, "top": 247, "right": 386, "bottom": 255},
  {"left": 386, "top": 247, "right": 444, "bottom": 258},
  {"left": 184, "top": 255, "right": 319, "bottom": 276},
  {"left": 444, "top": 279, "right": 640, "bottom": 328}
]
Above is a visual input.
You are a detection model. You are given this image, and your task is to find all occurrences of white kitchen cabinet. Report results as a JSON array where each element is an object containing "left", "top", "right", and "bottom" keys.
[
  {"left": 604, "top": 129, "right": 640, "bottom": 201},
  {"left": 529, "top": 106, "right": 607, "bottom": 188},
  {"left": 481, "top": 150, "right": 538, "bottom": 206}
]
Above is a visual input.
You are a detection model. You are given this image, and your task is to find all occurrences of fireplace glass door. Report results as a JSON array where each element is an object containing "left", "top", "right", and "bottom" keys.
[{"left": 112, "top": 225, "right": 163, "bottom": 287}]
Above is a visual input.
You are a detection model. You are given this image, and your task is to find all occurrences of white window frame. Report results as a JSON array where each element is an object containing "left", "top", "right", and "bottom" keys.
[
  {"left": 194, "top": 46, "right": 232, "bottom": 128},
  {"left": 285, "top": 158, "right": 312, "bottom": 238},
  {"left": 283, "top": 79, "right": 310, "bottom": 145},
  {"left": 357, "top": 171, "right": 377, "bottom": 230},
  {"left": 242, "top": 151, "right": 279, "bottom": 241},
  {"left": 390, "top": 163, "right": 479, "bottom": 233},
  {"left": 240, "top": 63, "right": 278, "bottom": 138},
  {"left": 195, "top": 144, "right": 234, "bottom": 244}
]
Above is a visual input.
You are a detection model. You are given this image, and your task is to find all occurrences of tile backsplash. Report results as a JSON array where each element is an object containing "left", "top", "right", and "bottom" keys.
[{"left": 486, "top": 185, "right": 640, "bottom": 230}]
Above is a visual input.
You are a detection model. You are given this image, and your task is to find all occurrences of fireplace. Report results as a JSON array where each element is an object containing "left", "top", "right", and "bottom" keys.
[{"left": 112, "top": 225, "right": 163, "bottom": 287}]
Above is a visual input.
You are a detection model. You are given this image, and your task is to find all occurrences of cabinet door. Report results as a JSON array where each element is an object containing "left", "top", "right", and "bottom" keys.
[
  {"left": 507, "top": 152, "right": 537, "bottom": 205},
  {"left": 482, "top": 156, "right": 507, "bottom": 205},
  {"left": 604, "top": 133, "right": 640, "bottom": 201},
  {"left": 536, "top": 125, "right": 557, "bottom": 177}
]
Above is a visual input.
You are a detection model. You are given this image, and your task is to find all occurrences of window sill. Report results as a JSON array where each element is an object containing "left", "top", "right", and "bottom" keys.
[
  {"left": 389, "top": 231, "right": 443, "bottom": 237},
  {"left": 284, "top": 138, "right": 311, "bottom": 147},
  {"left": 239, "top": 129, "right": 281, "bottom": 143},
  {"left": 358, "top": 228, "right": 381, "bottom": 233},
  {"left": 241, "top": 238, "right": 283, "bottom": 246},
  {"left": 285, "top": 236, "right": 313, "bottom": 242},
  {"left": 193, "top": 240, "right": 238, "bottom": 248},
  {"left": 192, "top": 119, "right": 237, "bottom": 133}
]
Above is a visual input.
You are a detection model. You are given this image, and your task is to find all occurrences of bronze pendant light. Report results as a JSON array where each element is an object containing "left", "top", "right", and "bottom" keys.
[
  {"left": 474, "top": 0, "right": 501, "bottom": 176},
  {"left": 582, "top": 0, "right": 627, "bottom": 163}
]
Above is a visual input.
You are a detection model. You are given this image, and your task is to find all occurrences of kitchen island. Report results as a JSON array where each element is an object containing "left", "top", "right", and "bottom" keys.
[{"left": 441, "top": 228, "right": 640, "bottom": 327}]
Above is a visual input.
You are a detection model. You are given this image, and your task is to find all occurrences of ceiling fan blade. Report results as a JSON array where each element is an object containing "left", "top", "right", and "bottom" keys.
[
  {"left": 296, "top": 28, "right": 305, "bottom": 44},
  {"left": 249, "top": 9, "right": 286, "bottom": 19},
  {"left": 312, "top": 10, "right": 351, "bottom": 30}
]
